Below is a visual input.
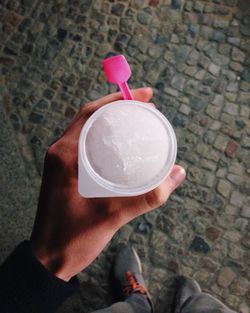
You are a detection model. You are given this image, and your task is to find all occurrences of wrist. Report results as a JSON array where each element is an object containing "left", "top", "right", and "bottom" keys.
[
  {"left": 30, "top": 211, "right": 122, "bottom": 282},
  {"left": 30, "top": 240, "right": 71, "bottom": 281}
]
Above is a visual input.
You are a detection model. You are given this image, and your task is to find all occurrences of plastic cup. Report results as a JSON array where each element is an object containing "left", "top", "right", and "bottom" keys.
[{"left": 78, "top": 100, "right": 177, "bottom": 198}]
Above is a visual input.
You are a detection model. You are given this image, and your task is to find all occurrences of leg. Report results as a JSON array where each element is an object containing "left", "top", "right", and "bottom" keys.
[
  {"left": 90, "top": 244, "right": 153, "bottom": 313},
  {"left": 112, "top": 243, "right": 154, "bottom": 313},
  {"left": 90, "top": 293, "right": 151, "bottom": 313},
  {"left": 91, "top": 301, "right": 134, "bottom": 313},
  {"left": 172, "top": 276, "right": 237, "bottom": 313},
  {"left": 180, "top": 293, "right": 237, "bottom": 313}
]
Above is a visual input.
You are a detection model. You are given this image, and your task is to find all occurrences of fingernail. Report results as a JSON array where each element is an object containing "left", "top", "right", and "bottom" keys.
[
  {"left": 170, "top": 166, "right": 186, "bottom": 189},
  {"left": 147, "top": 102, "right": 156, "bottom": 108}
]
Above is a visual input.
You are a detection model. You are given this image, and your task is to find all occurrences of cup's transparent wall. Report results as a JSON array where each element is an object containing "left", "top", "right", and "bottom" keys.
[{"left": 78, "top": 100, "right": 177, "bottom": 198}]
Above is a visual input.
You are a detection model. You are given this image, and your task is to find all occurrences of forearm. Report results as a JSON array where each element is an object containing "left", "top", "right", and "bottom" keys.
[{"left": 0, "top": 241, "right": 78, "bottom": 313}]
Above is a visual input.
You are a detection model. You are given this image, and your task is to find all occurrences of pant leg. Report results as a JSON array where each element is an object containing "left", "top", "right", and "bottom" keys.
[
  {"left": 180, "top": 293, "right": 237, "bottom": 313},
  {"left": 90, "top": 301, "right": 134, "bottom": 313},
  {"left": 91, "top": 293, "right": 152, "bottom": 313}
]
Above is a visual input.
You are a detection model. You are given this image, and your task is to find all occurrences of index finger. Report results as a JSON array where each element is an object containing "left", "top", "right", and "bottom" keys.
[
  {"left": 66, "top": 87, "right": 154, "bottom": 138},
  {"left": 84, "top": 87, "right": 153, "bottom": 114}
]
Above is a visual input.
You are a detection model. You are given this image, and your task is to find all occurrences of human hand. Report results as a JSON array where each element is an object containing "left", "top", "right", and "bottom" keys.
[{"left": 30, "top": 87, "right": 186, "bottom": 281}]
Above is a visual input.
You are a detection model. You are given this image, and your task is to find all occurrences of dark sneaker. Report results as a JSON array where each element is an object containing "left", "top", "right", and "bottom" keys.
[
  {"left": 173, "top": 276, "right": 201, "bottom": 313},
  {"left": 112, "top": 243, "right": 154, "bottom": 313},
  {"left": 173, "top": 276, "right": 237, "bottom": 313}
]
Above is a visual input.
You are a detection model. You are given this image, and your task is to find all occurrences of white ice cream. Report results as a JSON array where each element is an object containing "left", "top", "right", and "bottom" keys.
[{"left": 85, "top": 102, "right": 169, "bottom": 187}]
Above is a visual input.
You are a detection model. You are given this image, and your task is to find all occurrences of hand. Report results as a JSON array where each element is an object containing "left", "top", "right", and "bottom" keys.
[{"left": 30, "top": 87, "right": 186, "bottom": 281}]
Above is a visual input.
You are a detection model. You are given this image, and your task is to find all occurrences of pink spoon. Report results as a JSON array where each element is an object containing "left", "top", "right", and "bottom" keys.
[{"left": 103, "top": 55, "right": 133, "bottom": 100}]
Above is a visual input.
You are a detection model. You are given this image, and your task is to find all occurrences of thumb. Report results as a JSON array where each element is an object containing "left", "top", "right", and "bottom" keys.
[
  {"left": 119, "top": 165, "right": 186, "bottom": 224},
  {"left": 168, "top": 165, "right": 186, "bottom": 192},
  {"left": 145, "top": 165, "right": 186, "bottom": 209}
]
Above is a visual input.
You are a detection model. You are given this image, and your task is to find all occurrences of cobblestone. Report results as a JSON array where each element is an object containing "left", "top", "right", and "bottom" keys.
[
  {"left": 213, "top": 134, "right": 228, "bottom": 151},
  {"left": 223, "top": 102, "right": 239, "bottom": 116},
  {"left": 205, "top": 226, "right": 221, "bottom": 242},
  {"left": 217, "top": 179, "right": 232, "bottom": 198},
  {"left": 230, "top": 61, "right": 244, "bottom": 72},
  {"left": 230, "top": 191, "right": 244, "bottom": 208},
  {"left": 241, "top": 206, "right": 250, "bottom": 219},
  {"left": 178, "top": 103, "right": 190, "bottom": 115},
  {"left": 217, "top": 267, "right": 236, "bottom": 288},
  {"left": 224, "top": 230, "right": 242, "bottom": 242},
  {"left": 189, "top": 236, "right": 210, "bottom": 253},
  {"left": 225, "top": 140, "right": 239, "bottom": 158},
  {"left": 206, "top": 104, "right": 221, "bottom": 119},
  {"left": 0, "top": 1, "right": 249, "bottom": 312},
  {"left": 208, "top": 63, "right": 220, "bottom": 76},
  {"left": 231, "top": 277, "right": 249, "bottom": 296}
]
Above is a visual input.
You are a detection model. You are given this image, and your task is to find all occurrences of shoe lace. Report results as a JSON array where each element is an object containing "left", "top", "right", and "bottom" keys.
[{"left": 123, "top": 271, "right": 147, "bottom": 296}]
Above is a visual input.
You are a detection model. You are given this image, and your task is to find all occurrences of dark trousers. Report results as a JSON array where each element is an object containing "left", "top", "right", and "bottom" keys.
[
  {"left": 91, "top": 294, "right": 151, "bottom": 313},
  {"left": 91, "top": 292, "right": 236, "bottom": 313}
]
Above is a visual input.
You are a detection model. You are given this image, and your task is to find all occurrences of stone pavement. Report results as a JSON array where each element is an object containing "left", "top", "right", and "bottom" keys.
[
  {"left": 0, "top": 100, "right": 38, "bottom": 264},
  {"left": 0, "top": 0, "right": 249, "bottom": 312}
]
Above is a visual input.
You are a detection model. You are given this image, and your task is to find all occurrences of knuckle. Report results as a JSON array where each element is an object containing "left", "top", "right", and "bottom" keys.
[
  {"left": 78, "top": 102, "right": 95, "bottom": 119},
  {"left": 81, "top": 102, "right": 92, "bottom": 112},
  {"left": 146, "top": 188, "right": 166, "bottom": 208},
  {"left": 46, "top": 141, "right": 77, "bottom": 178},
  {"left": 46, "top": 143, "right": 64, "bottom": 165},
  {"left": 79, "top": 105, "right": 86, "bottom": 114},
  {"left": 47, "top": 143, "right": 59, "bottom": 157}
]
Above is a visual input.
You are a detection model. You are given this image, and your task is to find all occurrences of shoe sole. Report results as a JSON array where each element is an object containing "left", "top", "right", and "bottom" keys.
[
  {"left": 132, "top": 247, "right": 155, "bottom": 313},
  {"left": 132, "top": 247, "right": 142, "bottom": 273},
  {"left": 190, "top": 278, "right": 202, "bottom": 293},
  {"left": 202, "top": 293, "right": 237, "bottom": 313}
]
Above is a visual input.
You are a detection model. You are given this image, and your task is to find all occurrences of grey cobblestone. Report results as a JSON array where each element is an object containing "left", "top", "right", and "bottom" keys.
[
  {"left": 0, "top": 0, "right": 250, "bottom": 312},
  {"left": 217, "top": 179, "right": 232, "bottom": 198},
  {"left": 217, "top": 267, "right": 236, "bottom": 288}
]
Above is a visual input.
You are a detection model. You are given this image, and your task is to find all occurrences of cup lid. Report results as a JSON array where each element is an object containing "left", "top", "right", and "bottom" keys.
[{"left": 79, "top": 100, "right": 177, "bottom": 196}]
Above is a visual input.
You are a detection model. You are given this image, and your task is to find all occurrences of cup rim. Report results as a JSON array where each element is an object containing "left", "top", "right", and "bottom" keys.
[{"left": 79, "top": 100, "right": 177, "bottom": 196}]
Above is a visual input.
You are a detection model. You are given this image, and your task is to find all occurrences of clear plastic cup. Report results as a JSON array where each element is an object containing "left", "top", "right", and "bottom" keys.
[{"left": 78, "top": 100, "right": 177, "bottom": 198}]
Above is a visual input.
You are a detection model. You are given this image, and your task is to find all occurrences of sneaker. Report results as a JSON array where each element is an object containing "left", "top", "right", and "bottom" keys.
[
  {"left": 112, "top": 243, "right": 154, "bottom": 313},
  {"left": 172, "top": 276, "right": 237, "bottom": 313},
  {"left": 172, "top": 276, "right": 201, "bottom": 313}
]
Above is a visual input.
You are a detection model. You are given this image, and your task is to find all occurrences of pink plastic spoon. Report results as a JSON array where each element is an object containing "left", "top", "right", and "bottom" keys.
[{"left": 103, "top": 55, "right": 133, "bottom": 100}]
